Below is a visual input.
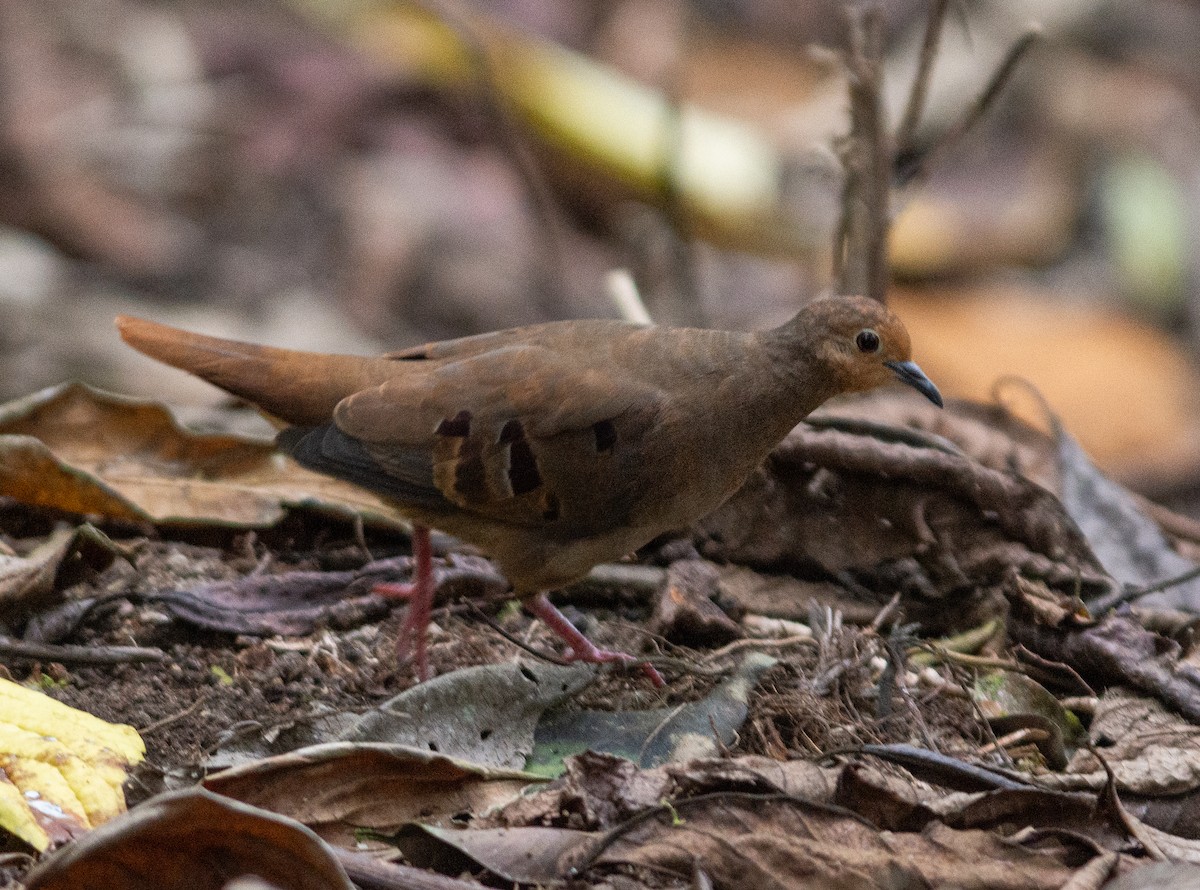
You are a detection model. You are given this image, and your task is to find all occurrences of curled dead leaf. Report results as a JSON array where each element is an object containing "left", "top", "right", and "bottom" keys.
[
  {"left": 24, "top": 788, "right": 351, "bottom": 890},
  {"left": 0, "top": 383, "right": 403, "bottom": 529}
]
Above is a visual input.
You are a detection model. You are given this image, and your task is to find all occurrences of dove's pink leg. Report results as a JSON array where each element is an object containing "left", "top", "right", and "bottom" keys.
[{"left": 373, "top": 524, "right": 435, "bottom": 681}]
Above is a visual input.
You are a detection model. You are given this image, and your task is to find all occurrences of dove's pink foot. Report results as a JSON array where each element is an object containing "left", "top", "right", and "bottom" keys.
[{"left": 526, "top": 592, "right": 665, "bottom": 687}]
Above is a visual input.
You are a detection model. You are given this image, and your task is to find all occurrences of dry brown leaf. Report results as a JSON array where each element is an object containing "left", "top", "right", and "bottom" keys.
[
  {"left": 837, "top": 762, "right": 1122, "bottom": 849},
  {"left": 825, "top": 393, "right": 1056, "bottom": 480},
  {"left": 816, "top": 390, "right": 1200, "bottom": 609},
  {"left": 339, "top": 661, "right": 594, "bottom": 769},
  {"left": 1014, "top": 615, "right": 1200, "bottom": 723},
  {"left": 594, "top": 795, "right": 1080, "bottom": 890},
  {"left": 0, "top": 525, "right": 118, "bottom": 625},
  {"left": 492, "top": 752, "right": 841, "bottom": 832},
  {"left": 1050, "top": 689, "right": 1200, "bottom": 796},
  {"left": 23, "top": 788, "right": 351, "bottom": 890},
  {"left": 202, "top": 743, "right": 542, "bottom": 848},
  {"left": 0, "top": 383, "right": 402, "bottom": 529}
]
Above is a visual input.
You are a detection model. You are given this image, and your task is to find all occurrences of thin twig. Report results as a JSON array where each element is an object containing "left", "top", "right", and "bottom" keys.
[
  {"left": 1090, "top": 563, "right": 1200, "bottom": 613},
  {"left": 701, "top": 633, "right": 816, "bottom": 663},
  {"left": 869, "top": 591, "right": 903, "bottom": 632},
  {"left": 977, "top": 726, "right": 1050, "bottom": 758},
  {"left": 0, "top": 637, "right": 164, "bottom": 665},
  {"left": 139, "top": 693, "right": 211, "bottom": 736},
  {"left": 1091, "top": 743, "right": 1168, "bottom": 861},
  {"left": 465, "top": 601, "right": 571, "bottom": 666},
  {"left": 898, "top": 25, "right": 1041, "bottom": 187},
  {"left": 415, "top": 0, "right": 569, "bottom": 315},
  {"left": 895, "top": 0, "right": 952, "bottom": 152}
]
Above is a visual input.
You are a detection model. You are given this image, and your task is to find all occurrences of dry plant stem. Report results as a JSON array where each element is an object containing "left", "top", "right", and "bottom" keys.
[
  {"left": 701, "top": 634, "right": 816, "bottom": 663},
  {"left": 977, "top": 727, "right": 1050, "bottom": 758},
  {"left": 894, "top": 0, "right": 953, "bottom": 152},
  {"left": 837, "top": 2, "right": 890, "bottom": 303},
  {"left": 869, "top": 591, "right": 903, "bottom": 632},
  {"left": 605, "top": 268, "right": 654, "bottom": 325},
  {"left": 657, "top": 82, "right": 704, "bottom": 327},
  {"left": 882, "top": 635, "right": 938, "bottom": 749}
]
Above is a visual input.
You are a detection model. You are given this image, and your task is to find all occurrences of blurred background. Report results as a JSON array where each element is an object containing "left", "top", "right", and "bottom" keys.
[{"left": 3, "top": 0, "right": 1200, "bottom": 507}]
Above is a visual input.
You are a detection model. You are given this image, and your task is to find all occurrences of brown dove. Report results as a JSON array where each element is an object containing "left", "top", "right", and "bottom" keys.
[{"left": 116, "top": 296, "right": 941, "bottom": 685}]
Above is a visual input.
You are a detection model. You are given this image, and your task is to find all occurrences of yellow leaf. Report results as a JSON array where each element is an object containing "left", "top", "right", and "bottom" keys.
[{"left": 0, "top": 680, "right": 143, "bottom": 850}]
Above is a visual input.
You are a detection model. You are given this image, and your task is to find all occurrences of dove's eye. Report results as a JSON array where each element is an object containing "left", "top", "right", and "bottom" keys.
[{"left": 855, "top": 329, "right": 880, "bottom": 353}]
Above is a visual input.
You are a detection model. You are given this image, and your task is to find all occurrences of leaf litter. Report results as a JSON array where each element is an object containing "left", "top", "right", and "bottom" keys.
[{"left": 5, "top": 387, "right": 1200, "bottom": 886}]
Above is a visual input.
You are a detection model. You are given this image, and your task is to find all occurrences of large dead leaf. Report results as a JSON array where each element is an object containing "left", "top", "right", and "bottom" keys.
[
  {"left": 203, "top": 742, "right": 542, "bottom": 848},
  {"left": 1049, "top": 689, "right": 1200, "bottom": 797},
  {"left": 812, "top": 389, "right": 1200, "bottom": 611},
  {"left": 1054, "top": 424, "right": 1200, "bottom": 610},
  {"left": 529, "top": 653, "right": 776, "bottom": 776},
  {"left": 23, "top": 788, "right": 351, "bottom": 890},
  {"left": 492, "top": 751, "right": 841, "bottom": 831},
  {"left": 594, "top": 796, "right": 1081, "bottom": 889},
  {"left": 339, "top": 661, "right": 594, "bottom": 769},
  {"left": 0, "top": 382, "right": 402, "bottom": 528},
  {"left": 406, "top": 792, "right": 1083, "bottom": 888}
]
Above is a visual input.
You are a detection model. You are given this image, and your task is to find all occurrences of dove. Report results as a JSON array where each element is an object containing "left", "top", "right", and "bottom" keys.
[{"left": 117, "top": 296, "right": 941, "bottom": 684}]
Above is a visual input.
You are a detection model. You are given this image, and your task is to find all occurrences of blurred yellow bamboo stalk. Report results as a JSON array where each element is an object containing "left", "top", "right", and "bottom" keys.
[{"left": 290, "top": 0, "right": 828, "bottom": 254}]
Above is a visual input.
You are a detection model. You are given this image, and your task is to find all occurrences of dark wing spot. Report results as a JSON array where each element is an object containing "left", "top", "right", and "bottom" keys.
[
  {"left": 508, "top": 437, "right": 542, "bottom": 495},
  {"left": 499, "top": 418, "right": 524, "bottom": 444},
  {"left": 592, "top": 419, "right": 617, "bottom": 453},
  {"left": 436, "top": 410, "right": 472, "bottom": 437},
  {"left": 541, "top": 493, "right": 561, "bottom": 521}
]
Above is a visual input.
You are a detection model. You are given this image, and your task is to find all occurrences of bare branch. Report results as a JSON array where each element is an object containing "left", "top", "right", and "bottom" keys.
[
  {"left": 837, "top": 3, "right": 890, "bottom": 303},
  {"left": 895, "top": 0, "right": 952, "bottom": 153},
  {"left": 899, "top": 25, "right": 1041, "bottom": 188}
]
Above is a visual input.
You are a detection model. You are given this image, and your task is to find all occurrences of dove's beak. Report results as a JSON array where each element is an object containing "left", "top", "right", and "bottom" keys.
[{"left": 886, "top": 360, "right": 943, "bottom": 408}]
